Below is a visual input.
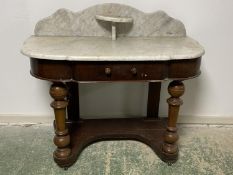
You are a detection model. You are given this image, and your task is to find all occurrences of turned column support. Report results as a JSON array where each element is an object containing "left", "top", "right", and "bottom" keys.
[
  {"left": 50, "top": 82, "right": 71, "bottom": 159},
  {"left": 162, "top": 80, "right": 185, "bottom": 162}
]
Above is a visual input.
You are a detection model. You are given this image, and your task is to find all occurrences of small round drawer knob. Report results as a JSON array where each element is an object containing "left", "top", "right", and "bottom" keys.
[
  {"left": 105, "top": 67, "right": 111, "bottom": 75},
  {"left": 131, "top": 67, "right": 137, "bottom": 75}
]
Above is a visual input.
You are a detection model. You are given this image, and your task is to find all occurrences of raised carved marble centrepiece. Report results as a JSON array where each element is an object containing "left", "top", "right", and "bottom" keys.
[{"left": 21, "top": 3, "right": 205, "bottom": 61}]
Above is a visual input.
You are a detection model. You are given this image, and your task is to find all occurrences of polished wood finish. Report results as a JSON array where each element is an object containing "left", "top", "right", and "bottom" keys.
[
  {"left": 147, "top": 82, "right": 161, "bottom": 118},
  {"left": 74, "top": 61, "right": 166, "bottom": 81},
  {"left": 30, "top": 58, "right": 201, "bottom": 82},
  {"left": 29, "top": 57, "right": 201, "bottom": 168},
  {"left": 50, "top": 83, "right": 72, "bottom": 163},
  {"left": 59, "top": 118, "right": 167, "bottom": 168},
  {"left": 162, "top": 80, "right": 185, "bottom": 163}
]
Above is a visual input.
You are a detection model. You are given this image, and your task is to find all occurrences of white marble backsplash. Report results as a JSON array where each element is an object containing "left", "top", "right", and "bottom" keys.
[{"left": 34, "top": 3, "right": 186, "bottom": 38}]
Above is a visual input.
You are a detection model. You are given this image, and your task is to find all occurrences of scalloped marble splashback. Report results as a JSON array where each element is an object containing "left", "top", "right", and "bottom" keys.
[{"left": 34, "top": 3, "right": 186, "bottom": 37}]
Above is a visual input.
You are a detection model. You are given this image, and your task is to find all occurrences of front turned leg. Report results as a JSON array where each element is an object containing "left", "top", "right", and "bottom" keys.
[
  {"left": 162, "top": 80, "right": 184, "bottom": 163},
  {"left": 50, "top": 83, "right": 71, "bottom": 160}
]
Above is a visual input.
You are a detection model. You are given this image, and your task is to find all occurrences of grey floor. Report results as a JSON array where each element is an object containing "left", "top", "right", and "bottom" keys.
[{"left": 0, "top": 124, "right": 233, "bottom": 175}]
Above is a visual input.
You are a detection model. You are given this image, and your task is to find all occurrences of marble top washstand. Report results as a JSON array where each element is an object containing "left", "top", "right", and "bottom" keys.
[
  {"left": 21, "top": 3, "right": 205, "bottom": 169},
  {"left": 21, "top": 3, "right": 204, "bottom": 61}
]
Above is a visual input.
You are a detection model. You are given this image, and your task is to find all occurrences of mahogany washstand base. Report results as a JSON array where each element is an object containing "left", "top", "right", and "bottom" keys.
[{"left": 29, "top": 58, "right": 200, "bottom": 169}]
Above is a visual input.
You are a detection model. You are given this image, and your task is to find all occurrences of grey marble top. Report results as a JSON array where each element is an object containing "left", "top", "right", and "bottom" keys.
[
  {"left": 21, "top": 4, "right": 205, "bottom": 61},
  {"left": 21, "top": 36, "right": 204, "bottom": 61}
]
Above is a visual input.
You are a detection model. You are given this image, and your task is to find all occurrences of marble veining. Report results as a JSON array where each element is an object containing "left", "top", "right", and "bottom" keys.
[
  {"left": 21, "top": 36, "right": 205, "bottom": 61},
  {"left": 34, "top": 3, "right": 186, "bottom": 37},
  {"left": 21, "top": 3, "right": 205, "bottom": 61}
]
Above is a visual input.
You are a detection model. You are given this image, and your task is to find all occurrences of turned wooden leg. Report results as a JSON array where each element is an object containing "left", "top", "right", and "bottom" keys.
[
  {"left": 162, "top": 80, "right": 184, "bottom": 162},
  {"left": 50, "top": 82, "right": 71, "bottom": 160}
]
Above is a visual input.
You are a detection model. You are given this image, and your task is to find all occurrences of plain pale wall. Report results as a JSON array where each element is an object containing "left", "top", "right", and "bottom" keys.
[{"left": 0, "top": 0, "right": 233, "bottom": 119}]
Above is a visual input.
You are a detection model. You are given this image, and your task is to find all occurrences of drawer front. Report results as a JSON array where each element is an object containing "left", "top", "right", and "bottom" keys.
[
  {"left": 30, "top": 58, "right": 201, "bottom": 82},
  {"left": 74, "top": 62, "right": 167, "bottom": 81}
]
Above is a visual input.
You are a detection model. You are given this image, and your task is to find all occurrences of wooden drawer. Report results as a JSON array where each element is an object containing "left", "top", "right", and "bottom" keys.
[
  {"left": 73, "top": 62, "right": 167, "bottom": 81},
  {"left": 30, "top": 58, "right": 201, "bottom": 82}
]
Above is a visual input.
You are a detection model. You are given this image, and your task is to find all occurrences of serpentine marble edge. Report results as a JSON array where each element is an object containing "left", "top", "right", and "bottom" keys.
[{"left": 21, "top": 3, "right": 205, "bottom": 61}]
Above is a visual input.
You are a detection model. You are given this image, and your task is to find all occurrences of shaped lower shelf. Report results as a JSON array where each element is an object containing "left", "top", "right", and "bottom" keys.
[{"left": 53, "top": 117, "right": 178, "bottom": 168}]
